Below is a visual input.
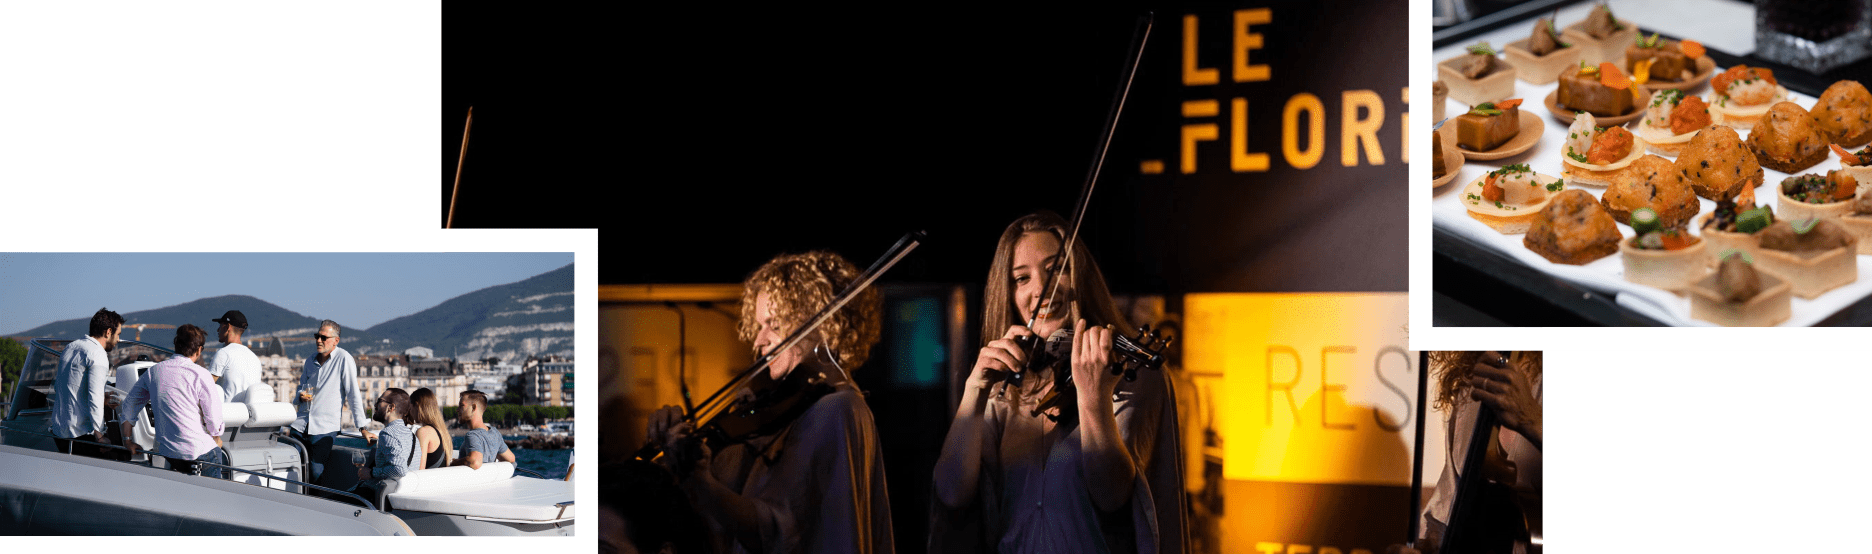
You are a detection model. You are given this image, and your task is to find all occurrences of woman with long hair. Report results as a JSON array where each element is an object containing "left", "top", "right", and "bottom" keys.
[
  {"left": 932, "top": 211, "right": 1187, "bottom": 554},
  {"left": 645, "top": 250, "right": 894, "bottom": 553},
  {"left": 410, "top": 388, "right": 453, "bottom": 469}
]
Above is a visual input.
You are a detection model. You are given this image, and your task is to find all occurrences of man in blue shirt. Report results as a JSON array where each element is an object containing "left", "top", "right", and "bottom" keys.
[
  {"left": 453, "top": 390, "right": 514, "bottom": 469},
  {"left": 349, "top": 387, "right": 420, "bottom": 507},
  {"left": 290, "top": 320, "right": 367, "bottom": 484},
  {"left": 51, "top": 308, "right": 124, "bottom": 460}
]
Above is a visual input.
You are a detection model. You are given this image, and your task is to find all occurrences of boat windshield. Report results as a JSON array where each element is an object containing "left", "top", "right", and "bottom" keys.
[{"left": 7, "top": 339, "right": 177, "bottom": 420}]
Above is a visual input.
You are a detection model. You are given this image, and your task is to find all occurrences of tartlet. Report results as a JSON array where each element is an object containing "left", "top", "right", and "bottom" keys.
[
  {"left": 1439, "top": 43, "right": 1517, "bottom": 107},
  {"left": 1750, "top": 219, "right": 1859, "bottom": 299},
  {"left": 1688, "top": 253, "right": 1792, "bottom": 326},
  {"left": 1561, "top": 5, "right": 1639, "bottom": 67},
  {"left": 1504, "top": 18, "right": 1583, "bottom": 86}
]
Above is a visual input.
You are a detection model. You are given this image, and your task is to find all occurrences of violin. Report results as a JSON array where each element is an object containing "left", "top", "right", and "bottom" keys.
[
  {"left": 1436, "top": 353, "right": 1542, "bottom": 554},
  {"left": 645, "top": 346, "right": 842, "bottom": 473},
  {"left": 635, "top": 231, "right": 924, "bottom": 471},
  {"left": 1011, "top": 323, "right": 1173, "bottom": 417}
]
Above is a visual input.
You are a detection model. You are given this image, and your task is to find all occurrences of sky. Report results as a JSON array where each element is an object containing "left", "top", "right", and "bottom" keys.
[{"left": 0, "top": 253, "right": 572, "bottom": 334}]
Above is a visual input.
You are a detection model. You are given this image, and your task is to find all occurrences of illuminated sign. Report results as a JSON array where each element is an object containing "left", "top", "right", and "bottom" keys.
[{"left": 1184, "top": 293, "right": 1441, "bottom": 554}]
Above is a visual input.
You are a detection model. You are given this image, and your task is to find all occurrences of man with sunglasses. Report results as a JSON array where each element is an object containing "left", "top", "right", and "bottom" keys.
[{"left": 291, "top": 319, "right": 367, "bottom": 485}]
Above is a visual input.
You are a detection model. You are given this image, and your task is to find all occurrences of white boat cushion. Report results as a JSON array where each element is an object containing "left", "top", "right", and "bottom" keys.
[
  {"left": 387, "top": 463, "right": 575, "bottom": 522},
  {"left": 221, "top": 402, "right": 251, "bottom": 427},
  {"left": 245, "top": 402, "right": 296, "bottom": 428},
  {"left": 235, "top": 383, "right": 275, "bottom": 404}
]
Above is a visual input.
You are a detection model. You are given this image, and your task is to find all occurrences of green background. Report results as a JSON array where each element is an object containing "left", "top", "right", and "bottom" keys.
[
  {"left": 1542, "top": 351, "right": 1864, "bottom": 550},
  {"left": 0, "top": 2, "right": 439, "bottom": 227}
]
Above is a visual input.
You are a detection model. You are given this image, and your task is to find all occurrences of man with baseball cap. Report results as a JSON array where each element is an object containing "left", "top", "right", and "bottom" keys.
[{"left": 210, "top": 310, "right": 262, "bottom": 402}]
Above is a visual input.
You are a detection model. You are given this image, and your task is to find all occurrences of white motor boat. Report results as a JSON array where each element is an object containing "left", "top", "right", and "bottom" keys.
[{"left": 0, "top": 339, "right": 574, "bottom": 536}]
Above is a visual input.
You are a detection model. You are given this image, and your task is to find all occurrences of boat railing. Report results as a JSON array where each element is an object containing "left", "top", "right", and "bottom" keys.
[{"left": 0, "top": 423, "right": 378, "bottom": 512}]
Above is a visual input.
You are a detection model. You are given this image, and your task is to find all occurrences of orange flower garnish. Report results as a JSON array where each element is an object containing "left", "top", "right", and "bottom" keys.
[
  {"left": 1632, "top": 59, "right": 1654, "bottom": 85},
  {"left": 1833, "top": 143, "right": 1865, "bottom": 166},
  {"left": 1497, "top": 98, "right": 1524, "bottom": 110},
  {"left": 1680, "top": 40, "right": 1706, "bottom": 59},
  {"left": 1599, "top": 62, "right": 1630, "bottom": 89}
]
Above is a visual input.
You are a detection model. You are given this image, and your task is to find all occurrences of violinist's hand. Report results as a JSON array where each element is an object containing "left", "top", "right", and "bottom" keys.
[
  {"left": 1072, "top": 320, "right": 1120, "bottom": 403},
  {"left": 647, "top": 402, "right": 700, "bottom": 467},
  {"left": 967, "top": 325, "right": 1033, "bottom": 394},
  {"left": 1470, "top": 351, "right": 1542, "bottom": 450}
]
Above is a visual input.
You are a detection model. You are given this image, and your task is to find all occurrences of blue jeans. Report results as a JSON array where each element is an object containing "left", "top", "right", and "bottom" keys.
[
  {"left": 295, "top": 429, "right": 337, "bottom": 485},
  {"left": 171, "top": 448, "right": 227, "bottom": 479}
]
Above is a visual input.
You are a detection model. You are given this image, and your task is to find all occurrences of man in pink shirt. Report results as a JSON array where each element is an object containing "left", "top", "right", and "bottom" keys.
[{"left": 121, "top": 324, "right": 226, "bottom": 479}]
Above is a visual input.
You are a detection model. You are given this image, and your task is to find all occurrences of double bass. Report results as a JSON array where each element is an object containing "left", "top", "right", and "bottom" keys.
[{"left": 1419, "top": 352, "right": 1543, "bottom": 554}]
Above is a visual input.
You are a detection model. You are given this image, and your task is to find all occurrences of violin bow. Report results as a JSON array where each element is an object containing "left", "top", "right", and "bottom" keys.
[
  {"left": 446, "top": 106, "right": 473, "bottom": 229},
  {"left": 1020, "top": 12, "right": 1152, "bottom": 382}
]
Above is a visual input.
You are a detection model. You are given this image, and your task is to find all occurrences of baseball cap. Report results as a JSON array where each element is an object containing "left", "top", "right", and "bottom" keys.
[{"left": 212, "top": 310, "right": 248, "bottom": 329}]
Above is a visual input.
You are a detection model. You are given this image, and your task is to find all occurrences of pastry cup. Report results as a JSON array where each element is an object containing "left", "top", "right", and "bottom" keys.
[
  {"left": 1620, "top": 237, "right": 1712, "bottom": 291},
  {"left": 1438, "top": 57, "right": 1517, "bottom": 107},
  {"left": 1775, "top": 190, "right": 1856, "bottom": 222},
  {"left": 1834, "top": 214, "right": 1872, "bottom": 255},
  {"left": 1688, "top": 268, "right": 1792, "bottom": 326},
  {"left": 1562, "top": 19, "right": 1640, "bottom": 67},
  {"left": 1754, "top": 237, "right": 1860, "bottom": 299},
  {"left": 1504, "top": 39, "right": 1583, "bottom": 86},
  {"left": 1696, "top": 212, "right": 1763, "bottom": 261},
  {"left": 1432, "top": 128, "right": 1464, "bottom": 188}
]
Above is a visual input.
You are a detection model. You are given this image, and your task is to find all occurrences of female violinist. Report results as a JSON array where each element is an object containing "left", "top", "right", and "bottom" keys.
[
  {"left": 644, "top": 250, "right": 895, "bottom": 554},
  {"left": 1402, "top": 351, "right": 1543, "bottom": 554},
  {"left": 931, "top": 211, "right": 1187, "bottom": 554}
]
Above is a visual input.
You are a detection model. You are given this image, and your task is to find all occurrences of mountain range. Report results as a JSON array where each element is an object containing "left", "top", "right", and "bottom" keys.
[{"left": 7, "top": 264, "right": 573, "bottom": 362}]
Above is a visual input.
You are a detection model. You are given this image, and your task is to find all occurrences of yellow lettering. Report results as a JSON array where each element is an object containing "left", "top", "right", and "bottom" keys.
[
  {"left": 1341, "top": 89, "right": 1385, "bottom": 166},
  {"left": 1267, "top": 346, "right": 1301, "bottom": 425},
  {"left": 1282, "top": 93, "right": 1326, "bottom": 169},
  {"left": 1233, "top": 9, "right": 1272, "bottom": 82},
  {"left": 1182, "top": 100, "right": 1220, "bottom": 174},
  {"left": 1255, "top": 543, "right": 1284, "bottom": 554},
  {"left": 1183, "top": 15, "right": 1218, "bottom": 86},
  {"left": 1320, "top": 549, "right": 1343, "bottom": 554},
  {"left": 1321, "top": 346, "right": 1355, "bottom": 430},
  {"left": 1286, "top": 546, "right": 1313, "bottom": 554},
  {"left": 1400, "top": 87, "right": 1411, "bottom": 164},
  {"left": 1231, "top": 98, "right": 1270, "bottom": 172}
]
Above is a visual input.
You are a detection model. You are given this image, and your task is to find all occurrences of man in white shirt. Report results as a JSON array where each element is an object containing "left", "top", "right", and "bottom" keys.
[
  {"left": 209, "top": 310, "right": 261, "bottom": 402},
  {"left": 51, "top": 308, "right": 123, "bottom": 459}
]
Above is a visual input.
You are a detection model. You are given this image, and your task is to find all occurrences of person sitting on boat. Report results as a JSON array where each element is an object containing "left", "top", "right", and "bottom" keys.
[
  {"left": 291, "top": 319, "right": 368, "bottom": 484},
  {"left": 51, "top": 308, "right": 124, "bottom": 460},
  {"left": 209, "top": 310, "right": 261, "bottom": 402},
  {"left": 120, "top": 324, "right": 226, "bottom": 479},
  {"left": 350, "top": 387, "right": 422, "bottom": 504},
  {"left": 410, "top": 387, "right": 454, "bottom": 469},
  {"left": 452, "top": 390, "right": 514, "bottom": 470}
]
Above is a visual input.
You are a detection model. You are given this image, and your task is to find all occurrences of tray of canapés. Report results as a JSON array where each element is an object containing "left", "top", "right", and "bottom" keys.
[{"left": 1431, "top": 5, "right": 1872, "bottom": 325}]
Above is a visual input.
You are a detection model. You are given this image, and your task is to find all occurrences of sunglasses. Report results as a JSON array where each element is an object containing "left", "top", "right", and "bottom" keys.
[{"left": 315, "top": 334, "right": 336, "bottom": 342}]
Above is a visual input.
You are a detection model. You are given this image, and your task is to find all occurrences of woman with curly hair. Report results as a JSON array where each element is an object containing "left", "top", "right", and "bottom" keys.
[
  {"left": 1400, "top": 351, "right": 1542, "bottom": 554},
  {"left": 931, "top": 211, "right": 1187, "bottom": 554},
  {"left": 645, "top": 250, "right": 894, "bottom": 554}
]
